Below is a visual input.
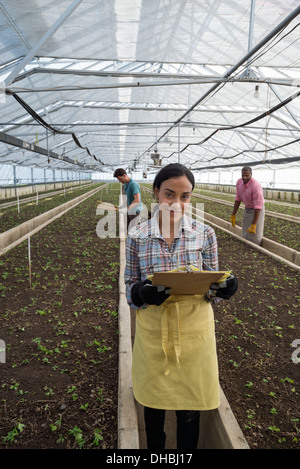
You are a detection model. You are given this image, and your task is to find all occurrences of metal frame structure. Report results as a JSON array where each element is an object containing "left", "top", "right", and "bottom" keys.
[{"left": 0, "top": 0, "right": 299, "bottom": 185}]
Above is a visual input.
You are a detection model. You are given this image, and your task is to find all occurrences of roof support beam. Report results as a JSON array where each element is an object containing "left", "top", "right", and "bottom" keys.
[
  {"left": 192, "top": 155, "right": 300, "bottom": 171},
  {"left": 0, "top": 130, "right": 89, "bottom": 169},
  {"left": 10, "top": 68, "right": 300, "bottom": 89},
  {"left": 152, "top": 3, "right": 300, "bottom": 151},
  {"left": 4, "top": 0, "right": 83, "bottom": 87}
]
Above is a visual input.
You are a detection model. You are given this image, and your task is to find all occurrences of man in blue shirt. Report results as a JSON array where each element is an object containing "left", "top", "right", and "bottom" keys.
[{"left": 113, "top": 168, "right": 142, "bottom": 228}]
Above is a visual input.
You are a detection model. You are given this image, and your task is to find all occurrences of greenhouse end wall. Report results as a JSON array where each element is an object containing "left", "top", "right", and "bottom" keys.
[{"left": 91, "top": 167, "right": 300, "bottom": 192}]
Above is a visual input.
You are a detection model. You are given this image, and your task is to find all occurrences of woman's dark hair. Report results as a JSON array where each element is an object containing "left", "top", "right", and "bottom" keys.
[{"left": 153, "top": 163, "right": 195, "bottom": 191}]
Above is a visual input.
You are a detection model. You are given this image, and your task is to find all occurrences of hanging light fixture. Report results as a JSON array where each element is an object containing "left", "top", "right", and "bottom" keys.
[
  {"left": 254, "top": 84, "right": 260, "bottom": 98},
  {"left": 163, "top": 135, "right": 172, "bottom": 143}
]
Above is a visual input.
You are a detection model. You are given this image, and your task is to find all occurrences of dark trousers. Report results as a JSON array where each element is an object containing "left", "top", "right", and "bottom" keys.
[
  {"left": 144, "top": 407, "right": 200, "bottom": 449},
  {"left": 127, "top": 212, "right": 140, "bottom": 230}
]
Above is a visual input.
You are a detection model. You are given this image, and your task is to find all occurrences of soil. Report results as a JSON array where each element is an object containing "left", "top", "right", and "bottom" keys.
[
  {"left": 0, "top": 190, "right": 120, "bottom": 449},
  {"left": 214, "top": 228, "right": 299, "bottom": 450},
  {"left": 0, "top": 185, "right": 299, "bottom": 450}
]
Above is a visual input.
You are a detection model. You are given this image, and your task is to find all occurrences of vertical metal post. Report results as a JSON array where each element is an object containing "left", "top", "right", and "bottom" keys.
[
  {"left": 272, "top": 169, "right": 276, "bottom": 188},
  {"left": 28, "top": 237, "right": 32, "bottom": 288},
  {"left": 246, "top": 0, "right": 256, "bottom": 76},
  {"left": 13, "top": 165, "right": 17, "bottom": 196},
  {"left": 178, "top": 123, "right": 180, "bottom": 163},
  {"left": 46, "top": 128, "right": 50, "bottom": 163}
]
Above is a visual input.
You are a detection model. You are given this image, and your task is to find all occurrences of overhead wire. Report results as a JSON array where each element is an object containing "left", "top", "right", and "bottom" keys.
[
  {"left": 162, "top": 87, "right": 300, "bottom": 161},
  {"left": 242, "top": 21, "right": 300, "bottom": 69},
  {"left": 157, "top": 18, "right": 300, "bottom": 167},
  {"left": 190, "top": 136, "right": 300, "bottom": 165},
  {"left": 5, "top": 89, "right": 105, "bottom": 167}
]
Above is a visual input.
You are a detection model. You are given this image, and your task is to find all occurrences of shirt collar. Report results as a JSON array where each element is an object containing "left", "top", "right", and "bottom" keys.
[{"left": 242, "top": 177, "right": 253, "bottom": 188}]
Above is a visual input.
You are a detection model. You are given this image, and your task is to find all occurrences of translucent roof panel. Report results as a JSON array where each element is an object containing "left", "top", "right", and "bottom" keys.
[{"left": 0, "top": 0, "right": 299, "bottom": 175}]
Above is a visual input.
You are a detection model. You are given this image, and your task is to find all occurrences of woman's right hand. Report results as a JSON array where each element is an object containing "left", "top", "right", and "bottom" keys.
[{"left": 131, "top": 279, "right": 171, "bottom": 307}]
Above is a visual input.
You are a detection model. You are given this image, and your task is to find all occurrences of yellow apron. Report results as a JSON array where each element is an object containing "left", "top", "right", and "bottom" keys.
[{"left": 132, "top": 294, "right": 220, "bottom": 411}]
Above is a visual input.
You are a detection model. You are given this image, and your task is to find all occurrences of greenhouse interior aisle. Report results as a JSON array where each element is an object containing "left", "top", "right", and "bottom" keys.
[{"left": 0, "top": 0, "right": 299, "bottom": 452}]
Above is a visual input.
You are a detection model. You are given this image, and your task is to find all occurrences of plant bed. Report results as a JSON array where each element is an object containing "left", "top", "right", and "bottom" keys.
[
  {"left": 214, "top": 228, "right": 299, "bottom": 449},
  {"left": 0, "top": 190, "right": 120, "bottom": 449},
  {"left": 0, "top": 182, "right": 93, "bottom": 206},
  {"left": 194, "top": 188, "right": 300, "bottom": 217},
  {"left": 191, "top": 196, "right": 300, "bottom": 251},
  {"left": 0, "top": 183, "right": 103, "bottom": 233}
]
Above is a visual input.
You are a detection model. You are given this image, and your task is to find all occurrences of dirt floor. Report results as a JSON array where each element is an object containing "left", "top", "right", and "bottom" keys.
[
  {"left": 0, "top": 187, "right": 299, "bottom": 450},
  {"left": 0, "top": 191, "right": 120, "bottom": 449},
  {"left": 214, "top": 228, "right": 299, "bottom": 449}
]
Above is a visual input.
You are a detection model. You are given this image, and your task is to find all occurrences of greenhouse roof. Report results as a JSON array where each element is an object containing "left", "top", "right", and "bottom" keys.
[{"left": 0, "top": 0, "right": 299, "bottom": 176}]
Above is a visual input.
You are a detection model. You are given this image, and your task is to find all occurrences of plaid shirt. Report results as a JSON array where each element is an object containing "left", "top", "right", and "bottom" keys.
[{"left": 125, "top": 212, "right": 218, "bottom": 309}]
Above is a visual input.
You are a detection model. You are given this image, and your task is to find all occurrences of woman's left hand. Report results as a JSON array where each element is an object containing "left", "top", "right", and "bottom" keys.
[{"left": 206, "top": 274, "right": 238, "bottom": 301}]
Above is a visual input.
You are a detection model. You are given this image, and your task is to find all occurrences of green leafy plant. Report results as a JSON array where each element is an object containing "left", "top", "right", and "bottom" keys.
[
  {"left": 69, "top": 426, "right": 85, "bottom": 449},
  {"left": 2, "top": 420, "right": 25, "bottom": 443}
]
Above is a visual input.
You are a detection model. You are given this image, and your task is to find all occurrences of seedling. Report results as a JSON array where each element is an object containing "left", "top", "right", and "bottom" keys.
[
  {"left": 2, "top": 420, "right": 25, "bottom": 443},
  {"left": 93, "top": 428, "right": 103, "bottom": 446},
  {"left": 69, "top": 426, "right": 85, "bottom": 449}
]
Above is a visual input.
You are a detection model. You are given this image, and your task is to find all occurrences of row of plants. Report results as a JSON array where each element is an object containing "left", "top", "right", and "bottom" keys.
[
  {"left": 0, "top": 181, "right": 94, "bottom": 206},
  {"left": 0, "top": 183, "right": 103, "bottom": 233},
  {"left": 0, "top": 186, "right": 120, "bottom": 449},
  {"left": 214, "top": 229, "right": 299, "bottom": 449},
  {"left": 190, "top": 195, "right": 300, "bottom": 251},
  {"left": 0, "top": 180, "right": 92, "bottom": 201},
  {"left": 193, "top": 188, "right": 300, "bottom": 217}
]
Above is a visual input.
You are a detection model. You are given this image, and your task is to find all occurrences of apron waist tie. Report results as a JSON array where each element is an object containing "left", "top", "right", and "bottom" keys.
[{"left": 161, "top": 302, "right": 181, "bottom": 376}]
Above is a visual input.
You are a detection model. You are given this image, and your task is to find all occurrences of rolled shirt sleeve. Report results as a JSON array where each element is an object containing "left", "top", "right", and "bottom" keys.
[{"left": 251, "top": 179, "right": 265, "bottom": 209}]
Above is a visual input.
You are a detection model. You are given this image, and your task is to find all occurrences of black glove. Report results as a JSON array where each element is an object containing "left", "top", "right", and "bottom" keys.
[
  {"left": 210, "top": 273, "right": 238, "bottom": 299},
  {"left": 131, "top": 279, "right": 171, "bottom": 307}
]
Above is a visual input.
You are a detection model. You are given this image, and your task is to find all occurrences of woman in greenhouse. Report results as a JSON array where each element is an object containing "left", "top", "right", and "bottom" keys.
[{"left": 124, "top": 163, "right": 238, "bottom": 449}]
